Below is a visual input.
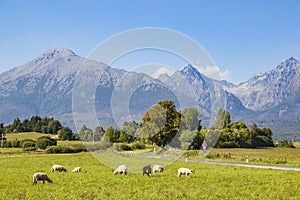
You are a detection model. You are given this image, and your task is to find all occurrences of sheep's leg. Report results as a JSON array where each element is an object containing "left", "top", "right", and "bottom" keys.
[{"left": 43, "top": 180, "right": 45, "bottom": 184}]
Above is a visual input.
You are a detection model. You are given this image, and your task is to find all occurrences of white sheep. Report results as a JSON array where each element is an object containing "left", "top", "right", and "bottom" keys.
[
  {"left": 177, "top": 168, "right": 195, "bottom": 178},
  {"left": 72, "top": 167, "right": 81, "bottom": 173},
  {"left": 153, "top": 164, "right": 164, "bottom": 173},
  {"left": 114, "top": 164, "right": 127, "bottom": 175},
  {"left": 51, "top": 164, "right": 67, "bottom": 172},
  {"left": 33, "top": 172, "right": 53, "bottom": 185}
]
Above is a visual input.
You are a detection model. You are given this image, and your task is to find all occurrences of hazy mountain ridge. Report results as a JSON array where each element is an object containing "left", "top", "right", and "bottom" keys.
[
  {"left": 226, "top": 57, "right": 300, "bottom": 111},
  {"left": 0, "top": 48, "right": 300, "bottom": 139}
]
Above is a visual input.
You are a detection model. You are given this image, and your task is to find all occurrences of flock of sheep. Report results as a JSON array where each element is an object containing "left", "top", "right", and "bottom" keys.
[
  {"left": 33, "top": 164, "right": 195, "bottom": 185},
  {"left": 113, "top": 164, "right": 195, "bottom": 178},
  {"left": 32, "top": 164, "right": 81, "bottom": 185}
]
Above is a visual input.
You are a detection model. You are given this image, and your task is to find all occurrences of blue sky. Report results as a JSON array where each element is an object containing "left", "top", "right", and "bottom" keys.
[{"left": 0, "top": 0, "right": 300, "bottom": 83}]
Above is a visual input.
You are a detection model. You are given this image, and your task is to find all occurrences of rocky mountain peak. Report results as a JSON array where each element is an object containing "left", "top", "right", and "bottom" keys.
[
  {"left": 40, "top": 48, "right": 76, "bottom": 58},
  {"left": 33, "top": 48, "right": 77, "bottom": 64},
  {"left": 179, "top": 64, "right": 202, "bottom": 77}
]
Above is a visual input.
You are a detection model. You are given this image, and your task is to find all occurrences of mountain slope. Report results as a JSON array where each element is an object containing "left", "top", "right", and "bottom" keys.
[
  {"left": 158, "top": 64, "right": 255, "bottom": 125},
  {"left": 1, "top": 48, "right": 300, "bottom": 140},
  {"left": 0, "top": 48, "right": 81, "bottom": 123},
  {"left": 227, "top": 57, "right": 300, "bottom": 111}
]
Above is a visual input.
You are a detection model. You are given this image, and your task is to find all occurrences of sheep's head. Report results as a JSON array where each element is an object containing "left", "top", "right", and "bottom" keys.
[{"left": 190, "top": 170, "right": 195, "bottom": 174}]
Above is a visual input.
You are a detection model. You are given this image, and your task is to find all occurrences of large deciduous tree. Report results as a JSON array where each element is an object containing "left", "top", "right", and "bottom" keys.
[
  {"left": 212, "top": 108, "right": 231, "bottom": 129},
  {"left": 140, "top": 100, "right": 181, "bottom": 147},
  {"left": 180, "top": 108, "right": 200, "bottom": 131}
]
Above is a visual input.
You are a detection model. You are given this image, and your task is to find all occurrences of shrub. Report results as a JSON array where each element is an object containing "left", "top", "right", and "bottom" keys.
[
  {"left": 59, "top": 146, "right": 74, "bottom": 153},
  {"left": 35, "top": 136, "right": 57, "bottom": 150},
  {"left": 11, "top": 139, "right": 21, "bottom": 148},
  {"left": 275, "top": 140, "right": 295, "bottom": 148},
  {"left": 46, "top": 144, "right": 87, "bottom": 154},
  {"left": 20, "top": 139, "right": 35, "bottom": 146},
  {"left": 72, "top": 144, "right": 87, "bottom": 153},
  {"left": 115, "top": 143, "right": 132, "bottom": 151},
  {"left": 131, "top": 142, "right": 146, "bottom": 150},
  {"left": 22, "top": 141, "right": 36, "bottom": 151},
  {"left": 3, "top": 140, "right": 12, "bottom": 148},
  {"left": 46, "top": 146, "right": 60, "bottom": 154},
  {"left": 46, "top": 145, "right": 74, "bottom": 153}
]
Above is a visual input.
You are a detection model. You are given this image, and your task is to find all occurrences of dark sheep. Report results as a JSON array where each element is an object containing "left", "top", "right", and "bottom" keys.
[
  {"left": 33, "top": 172, "right": 53, "bottom": 185},
  {"left": 142, "top": 165, "right": 152, "bottom": 177}
]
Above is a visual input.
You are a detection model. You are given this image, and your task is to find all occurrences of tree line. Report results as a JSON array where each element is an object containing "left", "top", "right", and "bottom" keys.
[
  {"left": 0, "top": 116, "right": 76, "bottom": 141},
  {"left": 77, "top": 101, "right": 276, "bottom": 150},
  {"left": 1, "top": 116, "right": 63, "bottom": 134},
  {"left": 0, "top": 100, "right": 282, "bottom": 150}
]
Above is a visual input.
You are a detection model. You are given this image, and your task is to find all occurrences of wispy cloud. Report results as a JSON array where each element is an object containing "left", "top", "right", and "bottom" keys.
[
  {"left": 195, "top": 65, "right": 231, "bottom": 81},
  {"left": 152, "top": 67, "right": 175, "bottom": 78}
]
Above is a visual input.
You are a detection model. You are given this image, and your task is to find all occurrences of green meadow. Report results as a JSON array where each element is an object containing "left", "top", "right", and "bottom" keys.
[{"left": 0, "top": 152, "right": 299, "bottom": 200}]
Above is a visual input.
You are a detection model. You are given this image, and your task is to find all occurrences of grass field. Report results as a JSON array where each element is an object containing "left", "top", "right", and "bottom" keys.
[
  {"left": 205, "top": 147, "right": 300, "bottom": 166},
  {"left": 0, "top": 152, "right": 299, "bottom": 200},
  {"left": 4, "top": 132, "right": 58, "bottom": 140}
]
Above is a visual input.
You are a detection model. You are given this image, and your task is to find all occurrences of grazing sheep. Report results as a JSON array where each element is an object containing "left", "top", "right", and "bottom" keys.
[
  {"left": 153, "top": 164, "right": 164, "bottom": 173},
  {"left": 72, "top": 167, "right": 81, "bottom": 173},
  {"left": 114, "top": 164, "right": 127, "bottom": 175},
  {"left": 142, "top": 165, "right": 152, "bottom": 177},
  {"left": 51, "top": 164, "right": 67, "bottom": 172},
  {"left": 177, "top": 168, "right": 195, "bottom": 178},
  {"left": 33, "top": 172, "right": 53, "bottom": 185}
]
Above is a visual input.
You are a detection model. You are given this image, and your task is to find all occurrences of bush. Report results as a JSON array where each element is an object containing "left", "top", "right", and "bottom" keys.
[
  {"left": 131, "top": 142, "right": 146, "bottom": 150},
  {"left": 275, "top": 140, "right": 295, "bottom": 148},
  {"left": 72, "top": 144, "right": 87, "bottom": 153},
  {"left": 22, "top": 141, "right": 36, "bottom": 151},
  {"left": 35, "top": 136, "right": 57, "bottom": 150},
  {"left": 115, "top": 143, "right": 132, "bottom": 151},
  {"left": 11, "top": 139, "right": 21, "bottom": 148},
  {"left": 45, "top": 146, "right": 61, "bottom": 154},
  {"left": 3, "top": 140, "right": 12, "bottom": 148},
  {"left": 46, "top": 145, "right": 74, "bottom": 153},
  {"left": 20, "top": 139, "right": 35, "bottom": 146},
  {"left": 46, "top": 144, "right": 87, "bottom": 154}
]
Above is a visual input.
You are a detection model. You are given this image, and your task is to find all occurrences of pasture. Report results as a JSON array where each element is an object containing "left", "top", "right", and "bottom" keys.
[
  {"left": 205, "top": 147, "right": 300, "bottom": 166},
  {"left": 0, "top": 152, "right": 299, "bottom": 200},
  {"left": 4, "top": 132, "right": 58, "bottom": 140}
]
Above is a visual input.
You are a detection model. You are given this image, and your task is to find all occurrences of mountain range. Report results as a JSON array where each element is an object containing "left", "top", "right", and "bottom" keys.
[{"left": 1, "top": 48, "right": 299, "bottom": 140}]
